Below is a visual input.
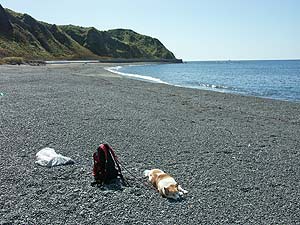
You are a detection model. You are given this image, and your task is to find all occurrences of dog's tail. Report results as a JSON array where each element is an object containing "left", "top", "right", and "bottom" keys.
[{"left": 143, "top": 169, "right": 151, "bottom": 177}]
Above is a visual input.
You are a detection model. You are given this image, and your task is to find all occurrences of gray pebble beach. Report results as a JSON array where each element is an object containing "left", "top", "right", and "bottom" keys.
[{"left": 0, "top": 64, "right": 299, "bottom": 224}]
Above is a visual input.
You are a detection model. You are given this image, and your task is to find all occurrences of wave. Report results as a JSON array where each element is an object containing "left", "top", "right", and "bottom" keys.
[
  {"left": 183, "top": 80, "right": 234, "bottom": 91},
  {"left": 104, "top": 66, "right": 169, "bottom": 84},
  {"left": 203, "top": 83, "right": 230, "bottom": 90}
]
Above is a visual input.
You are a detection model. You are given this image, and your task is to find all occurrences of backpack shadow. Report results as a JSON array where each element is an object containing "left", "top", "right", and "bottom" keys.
[{"left": 92, "top": 178, "right": 125, "bottom": 191}]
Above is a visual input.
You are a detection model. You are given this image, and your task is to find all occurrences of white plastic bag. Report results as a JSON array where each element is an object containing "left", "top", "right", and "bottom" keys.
[{"left": 35, "top": 147, "right": 75, "bottom": 167}]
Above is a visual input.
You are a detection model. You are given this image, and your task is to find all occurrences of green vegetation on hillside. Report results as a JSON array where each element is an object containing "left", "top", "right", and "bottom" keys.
[
  {"left": 0, "top": 4, "right": 177, "bottom": 60},
  {"left": 59, "top": 25, "right": 139, "bottom": 58},
  {"left": 108, "top": 29, "right": 175, "bottom": 59}
]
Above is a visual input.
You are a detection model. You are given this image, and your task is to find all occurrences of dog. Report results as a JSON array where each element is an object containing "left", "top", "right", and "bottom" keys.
[{"left": 143, "top": 169, "right": 188, "bottom": 200}]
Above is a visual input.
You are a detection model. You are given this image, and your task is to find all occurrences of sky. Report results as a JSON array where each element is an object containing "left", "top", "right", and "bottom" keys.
[{"left": 1, "top": 0, "right": 299, "bottom": 61}]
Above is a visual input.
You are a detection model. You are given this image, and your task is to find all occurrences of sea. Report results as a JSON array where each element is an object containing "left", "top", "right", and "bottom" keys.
[{"left": 105, "top": 60, "right": 300, "bottom": 102}]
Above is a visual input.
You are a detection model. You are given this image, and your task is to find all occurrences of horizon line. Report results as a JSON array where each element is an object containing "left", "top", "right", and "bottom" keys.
[{"left": 184, "top": 58, "right": 300, "bottom": 62}]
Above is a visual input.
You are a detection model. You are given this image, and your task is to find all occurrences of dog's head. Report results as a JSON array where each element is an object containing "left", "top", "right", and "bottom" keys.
[{"left": 164, "top": 184, "right": 180, "bottom": 200}]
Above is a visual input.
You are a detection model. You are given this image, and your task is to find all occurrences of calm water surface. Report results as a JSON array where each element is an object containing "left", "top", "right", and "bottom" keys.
[{"left": 107, "top": 60, "right": 300, "bottom": 102}]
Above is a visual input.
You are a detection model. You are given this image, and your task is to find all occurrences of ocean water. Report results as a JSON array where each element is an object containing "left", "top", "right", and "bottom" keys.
[{"left": 106, "top": 60, "right": 300, "bottom": 102}]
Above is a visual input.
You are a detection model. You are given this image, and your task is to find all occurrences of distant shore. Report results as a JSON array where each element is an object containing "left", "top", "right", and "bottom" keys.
[
  {"left": 45, "top": 58, "right": 183, "bottom": 64},
  {"left": 0, "top": 63, "right": 299, "bottom": 224}
]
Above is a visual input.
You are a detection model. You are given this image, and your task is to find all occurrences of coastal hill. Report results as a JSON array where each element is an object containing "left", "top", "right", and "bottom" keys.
[{"left": 0, "top": 4, "right": 177, "bottom": 61}]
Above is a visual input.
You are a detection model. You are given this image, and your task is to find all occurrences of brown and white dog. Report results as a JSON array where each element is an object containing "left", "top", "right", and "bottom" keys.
[{"left": 143, "top": 169, "right": 188, "bottom": 200}]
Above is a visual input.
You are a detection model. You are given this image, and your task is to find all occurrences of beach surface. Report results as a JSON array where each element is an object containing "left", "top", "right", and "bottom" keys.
[{"left": 0, "top": 63, "right": 299, "bottom": 225}]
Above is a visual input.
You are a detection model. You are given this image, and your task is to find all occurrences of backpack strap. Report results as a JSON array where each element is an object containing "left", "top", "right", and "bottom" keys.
[{"left": 106, "top": 144, "right": 130, "bottom": 186}]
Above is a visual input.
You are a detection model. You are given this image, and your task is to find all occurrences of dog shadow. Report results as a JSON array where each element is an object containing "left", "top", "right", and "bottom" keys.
[{"left": 166, "top": 196, "right": 187, "bottom": 203}]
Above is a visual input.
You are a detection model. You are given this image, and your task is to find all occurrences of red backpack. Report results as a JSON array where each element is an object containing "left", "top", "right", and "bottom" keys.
[{"left": 92, "top": 143, "right": 127, "bottom": 186}]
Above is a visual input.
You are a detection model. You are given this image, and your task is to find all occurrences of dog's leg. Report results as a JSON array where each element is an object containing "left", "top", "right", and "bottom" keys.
[
  {"left": 178, "top": 185, "right": 188, "bottom": 194},
  {"left": 159, "top": 187, "right": 167, "bottom": 198}
]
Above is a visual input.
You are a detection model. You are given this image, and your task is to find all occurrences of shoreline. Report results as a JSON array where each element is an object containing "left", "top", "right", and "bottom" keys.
[
  {"left": 1, "top": 62, "right": 299, "bottom": 104},
  {"left": 104, "top": 63, "right": 300, "bottom": 104},
  {"left": 2, "top": 62, "right": 299, "bottom": 104},
  {"left": 1, "top": 64, "right": 299, "bottom": 224}
]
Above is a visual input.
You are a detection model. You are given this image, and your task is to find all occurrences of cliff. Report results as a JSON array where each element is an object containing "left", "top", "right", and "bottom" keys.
[{"left": 0, "top": 5, "right": 179, "bottom": 61}]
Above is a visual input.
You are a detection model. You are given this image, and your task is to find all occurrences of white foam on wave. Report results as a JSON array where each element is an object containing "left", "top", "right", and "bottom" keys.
[
  {"left": 200, "top": 83, "right": 233, "bottom": 92},
  {"left": 104, "top": 66, "right": 169, "bottom": 84},
  {"left": 205, "top": 84, "right": 229, "bottom": 89}
]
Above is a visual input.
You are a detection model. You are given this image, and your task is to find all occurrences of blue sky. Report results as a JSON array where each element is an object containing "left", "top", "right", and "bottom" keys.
[{"left": 1, "top": 0, "right": 299, "bottom": 60}]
